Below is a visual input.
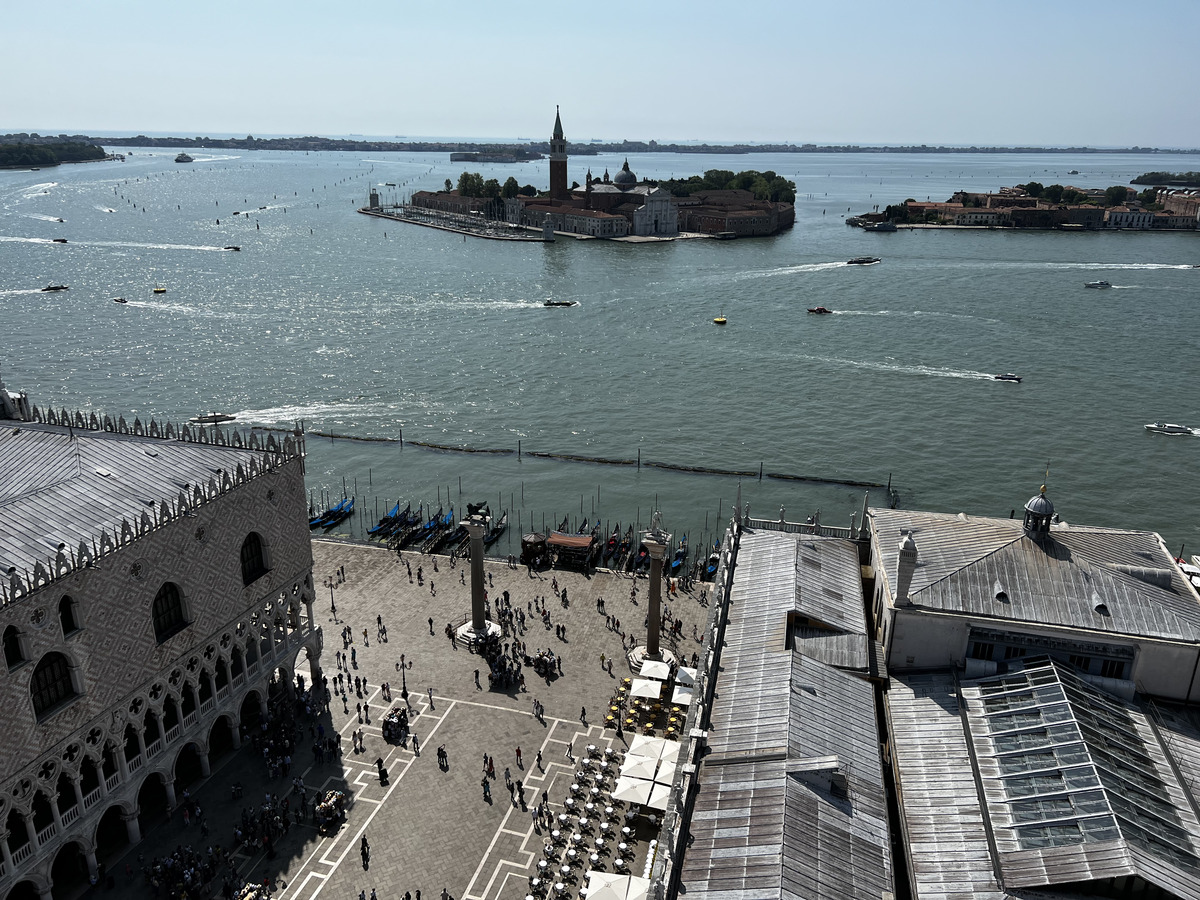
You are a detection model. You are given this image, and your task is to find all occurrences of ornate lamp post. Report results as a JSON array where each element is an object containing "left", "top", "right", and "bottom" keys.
[{"left": 323, "top": 575, "right": 338, "bottom": 623}]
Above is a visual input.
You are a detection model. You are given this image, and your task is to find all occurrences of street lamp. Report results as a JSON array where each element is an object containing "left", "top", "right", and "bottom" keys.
[
  {"left": 324, "top": 575, "right": 338, "bottom": 623},
  {"left": 400, "top": 663, "right": 408, "bottom": 702}
]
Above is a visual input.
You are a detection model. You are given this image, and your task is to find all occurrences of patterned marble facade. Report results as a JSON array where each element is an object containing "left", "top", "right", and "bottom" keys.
[{"left": 0, "top": 403, "right": 318, "bottom": 899}]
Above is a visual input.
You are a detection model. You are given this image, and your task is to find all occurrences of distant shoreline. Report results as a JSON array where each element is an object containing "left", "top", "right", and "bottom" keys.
[{"left": 4, "top": 133, "right": 1199, "bottom": 156}]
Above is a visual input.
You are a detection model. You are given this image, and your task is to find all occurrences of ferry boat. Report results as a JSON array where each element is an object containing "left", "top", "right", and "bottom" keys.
[
  {"left": 847, "top": 257, "right": 881, "bottom": 265},
  {"left": 865, "top": 221, "right": 897, "bottom": 232},
  {"left": 41, "top": 284, "right": 69, "bottom": 292},
  {"left": 1145, "top": 421, "right": 1192, "bottom": 435},
  {"left": 175, "top": 152, "right": 194, "bottom": 163},
  {"left": 994, "top": 373, "right": 1022, "bottom": 383}
]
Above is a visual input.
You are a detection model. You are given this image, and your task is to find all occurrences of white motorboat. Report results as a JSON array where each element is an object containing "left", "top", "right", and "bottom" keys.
[
  {"left": 1084, "top": 280, "right": 1112, "bottom": 289},
  {"left": 1145, "top": 421, "right": 1193, "bottom": 435}
]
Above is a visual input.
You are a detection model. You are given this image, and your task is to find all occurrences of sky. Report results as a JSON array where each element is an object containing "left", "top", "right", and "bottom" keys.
[{"left": 4, "top": 0, "right": 1198, "bottom": 148}]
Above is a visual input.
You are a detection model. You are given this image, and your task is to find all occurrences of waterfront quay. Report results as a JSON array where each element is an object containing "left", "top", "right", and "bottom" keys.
[
  {"left": 126, "top": 539, "right": 710, "bottom": 900},
  {"left": 359, "top": 206, "right": 547, "bottom": 241}
]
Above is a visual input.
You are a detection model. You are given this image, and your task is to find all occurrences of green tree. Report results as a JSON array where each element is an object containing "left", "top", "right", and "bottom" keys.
[
  {"left": 482, "top": 178, "right": 501, "bottom": 199},
  {"left": 518, "top": 184, "right": 537, "bottom": 197},
  {"left": 502, "top": 176, "right": 519, "bottom": 199},
  {"left": 1062, "top": 188, "right": 1085, "bottom": 204},
  {"left": 1042, "top": 184, "right": 1064, "bottom": 203},
  {"left": 1104, "top": 185, "right": 1130, "bottom": 206},
  {"left": 1023, "top": 182, "right": 1044, "bottom": 198},
  {"left": 444, "top": 178, "right": 453, "bottom": 192}
]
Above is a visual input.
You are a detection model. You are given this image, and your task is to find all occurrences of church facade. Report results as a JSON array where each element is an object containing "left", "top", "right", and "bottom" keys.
[{"left": 0, "top": 385, "right": 319, "bottom": 899}]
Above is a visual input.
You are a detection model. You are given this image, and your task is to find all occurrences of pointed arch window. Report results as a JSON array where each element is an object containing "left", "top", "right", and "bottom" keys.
[
  {"left": 152, "top": 582, "right": 188, "bottom": 643},
  {"left": 240, "top": 532, "right": 268, "bottom": 585},
  {"left": 32, "top": 652, "right": 78, "bottom": 719}
]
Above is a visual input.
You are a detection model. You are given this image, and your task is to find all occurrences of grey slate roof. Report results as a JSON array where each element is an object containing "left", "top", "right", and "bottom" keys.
[
  {"left": 1, "top": 420, "right": 289, "bottom": 587},
  {"left": 871, "top": 507, "right": 1200, "bottom": 642},
  {"left": 680, "top": 530, "right": 892, "bottom": 900}
]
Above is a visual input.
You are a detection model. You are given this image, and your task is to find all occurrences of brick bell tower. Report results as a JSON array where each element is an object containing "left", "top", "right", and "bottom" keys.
[{"left": 549, "top": 105, "right": 568, "bottom": 201}]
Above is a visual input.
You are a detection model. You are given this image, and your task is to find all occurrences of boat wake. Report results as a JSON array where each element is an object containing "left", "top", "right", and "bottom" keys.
[
  {"left": 796, "top": 353, "right": 996, "bottom": 381},
  {"left": 82, "top": 240, "right": 234, "bottom": 253},
  {"left": 729, "top": 261, "right": 848, "bottom": 281},
  {"left": 233, "top": 400, "right": 398, "bottom": 425},
  {"left": 0, "top": 236, "right": 57, "bottom": 244},
  {"left": 24, "top": 213, "right": 63, "bottom": 222},
  {"left": 95, "top": 206, "right": 117, "bottom": 213},
  {"left": 21, "top": 182, "right": 58, "bottom": 198},
  {"left": 0, "top": 288, "right": 45, "bottom": 296}
]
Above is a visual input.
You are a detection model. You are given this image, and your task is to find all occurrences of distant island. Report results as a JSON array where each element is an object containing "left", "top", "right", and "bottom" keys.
[
  {"left": 1131, "top": 171, "right": 1200, "bottom": 187},
  {"left": 852, "top": 181, "right": 1199, "bottom": 231},
  {"left": 3, "top": 132, "right": 1198, "bottom": 156},
  {"left": 0, "top": 140, "right": 109, "bottom": 169}
]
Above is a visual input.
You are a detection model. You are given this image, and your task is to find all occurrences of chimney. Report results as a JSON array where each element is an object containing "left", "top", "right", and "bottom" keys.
[{"left": 895, "top": 531, "right": 917, "bottom": 606}]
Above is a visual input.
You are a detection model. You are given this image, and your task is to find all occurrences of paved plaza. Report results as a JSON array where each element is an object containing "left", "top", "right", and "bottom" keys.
[{"left": 122, "top": 538, "right": 710, "bottom": 900}]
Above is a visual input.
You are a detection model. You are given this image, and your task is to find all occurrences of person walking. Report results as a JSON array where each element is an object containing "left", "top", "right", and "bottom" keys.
[
  {"left": 515, "top": 746, "right": 522, "bottom": 768},
  {"left": 580, "top": 706, "right": 587, "bottom": 724},
  {"left": 427, "top": 686, "right": 435, "bottom": 709}
]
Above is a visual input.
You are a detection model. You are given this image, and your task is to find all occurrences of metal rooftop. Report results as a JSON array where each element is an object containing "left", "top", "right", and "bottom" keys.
[
  {"left": 679, "top": 529, "right": 892, "bottom": 900},
  {"left": 871, "top": 507, "right": 1200, "bottom": 642},
  {"left": 0, "top": 416, "right": 303, "bottom": 603}
]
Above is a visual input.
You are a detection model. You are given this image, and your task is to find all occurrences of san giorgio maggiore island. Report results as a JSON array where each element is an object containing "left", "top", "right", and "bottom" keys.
[{"left": 359, "top": 108, "right": 796, "bottom": 242}]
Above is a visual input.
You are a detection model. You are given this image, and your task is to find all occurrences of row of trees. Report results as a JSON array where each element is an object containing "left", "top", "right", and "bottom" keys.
[
  {"left": 0, "top": 142, "right": 106, "bottom": 168},
  {"left": 448, "top": 173, "right": 537, "bottom": 199},
  {"left": 1020, "top": 182, "right": 1134, "bottom": 207},
  {"left": 653, "top": 169, "right": 797, "bottom": 203}
]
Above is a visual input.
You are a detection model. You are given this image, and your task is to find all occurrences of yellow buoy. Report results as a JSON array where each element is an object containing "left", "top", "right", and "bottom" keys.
[{"left": 713, "top": 316, "right": 727, "bottom": 325}]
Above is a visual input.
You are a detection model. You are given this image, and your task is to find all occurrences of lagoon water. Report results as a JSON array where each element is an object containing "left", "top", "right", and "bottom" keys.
[{"left": 3, "top": 147, "right": 1199, "bottom": 558}]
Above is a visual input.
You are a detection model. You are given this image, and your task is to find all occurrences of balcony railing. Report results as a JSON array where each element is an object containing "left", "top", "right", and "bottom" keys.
[
  {"left": 165, "top": 725, "right": 180, "bottom": 743},
  {"left": 61, "top": 805, "right": 81, "bottom": 827},
  {"left": 36, "top": 822, "right": 57, "bottom": 846},
  {"left": 146, "top": 739, "right": 163, "bottom": 758},
  {"left": 183, "top": 712, "right": 197, "bottom": 727},
  {"left": 105, "top": 772, "right": 120, "bottom": 792},
  {"left": 200, "top": 698, "right": 215, "bottom": 715},
  {"left": 233, "top": 673, "right": 246, "bottom": 688},
  {"left": 12, "top": 843, "right": 34, "bottom": 865},
  {"left": 217, "top": 686, "right": 230, "bottom": 701},
  {"left": 83, "top": 789, "right": 102, "bottom": 811},
  {"left": 127, "top": 754, "right": 144, "bottom": 773}
]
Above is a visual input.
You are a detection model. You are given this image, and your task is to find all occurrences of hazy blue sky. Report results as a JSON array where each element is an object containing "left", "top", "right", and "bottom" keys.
[{"left": 6, "top": 0, "right": 1197, "bottom": 147}]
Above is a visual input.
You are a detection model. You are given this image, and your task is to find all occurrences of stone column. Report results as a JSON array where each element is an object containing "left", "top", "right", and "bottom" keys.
[
  {"left": 71, "top": 778, "right": 85, "bottom": 814},
  {"left": 23, "top": 815, "right": 38, "bottom": 848},
  {"left": 84, "top": 846, "right": 98, "bottom": 880},
  {"left": 37, "top": 884, "right": 53, "bottom": 900},
  {"left": 134, "top": 727, "right": 148, "bottom": 759},
  {"left": 465, "top": 515, "right": 489, "bottom": 633},
  {"left": 230, "top": 725, "right": 242, "bottom": 750},
  {"left": 0, "top": 829, "right": 13, "bottom": 872},
  {"left": 122, "top": 808, "right": 141, "bottom": 844},
  {"left": 198, "top": 749, "right": 211, "bottom": 778},
  {"left": 307, "top": 646, "right": 322, "bottom": 694},
  {"left": 163, "top": 777, "right": 177, "bottom": 810},
  {"left": 304, "top": 596, "right": 315, "bottom": 630},
  {"left": 644, "top": 536, "right": 668, "bottom": 659},
  {"left": 258, "top": 694, "right": 269, "bottom": 721}
]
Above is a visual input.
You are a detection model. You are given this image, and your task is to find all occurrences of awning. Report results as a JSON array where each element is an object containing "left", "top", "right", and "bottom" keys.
[
  {"left": 639, "top": 659, "right": 671, "bottom": 680},
  {"left": 547, "top": 531, "right": 594, "bottom": 549},
  {"left": 671, "top": 685, "right": 694, "bottom": 706},
  {"left": 644, "top": 781, "right": 671, "bottom": 810},
  {"left": 676, "top": 666, "right": 697, "bottom": 686}
]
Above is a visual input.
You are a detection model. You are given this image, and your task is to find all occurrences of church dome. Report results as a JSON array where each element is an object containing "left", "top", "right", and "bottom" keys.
[
  {"left": 613, "top": 159, "right": 637, "bottom": 186},
  {"left": 1024, "top": 485, "right": 1054, "bottom": 518}
]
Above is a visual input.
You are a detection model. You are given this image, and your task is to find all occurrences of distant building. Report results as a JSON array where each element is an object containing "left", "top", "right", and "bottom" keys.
[
  {"left": 1106, "top": 206, "right": 1156, "bottom": 229},
  {"left": 675, "top": 189, "right": 795, "bottom": 236}
]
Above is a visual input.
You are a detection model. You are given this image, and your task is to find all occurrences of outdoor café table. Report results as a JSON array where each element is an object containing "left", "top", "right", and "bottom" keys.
[
  {"left": 618, "top": 842, "right": 629, "bottom": 854},
  {"left": 551, "top": 829, "right": 563, "bottom": 843},
  {"left": 558, "top": 813, "right": 571, "bottom": 825},
  {"left": 538, "top": 861, "right": 549, "bottom": 874},
  {"left": 591, "top": 787, "right": 602, "bottom": 799},
  {"left": 566, "top": 849, "right": 577, "bottom": 863},
  {"left": 565, "top": 798, "right": 577, "bottom": 810},
  {"left": 605, "top": 806, "right": 615, "bottom": 817},
  {"left": 589, "top": 853, "right": 600, "bottom": 867},
  {"left": 560, "top": 866, "right": 572, "bottom": 879},
  {"left": 614, "top": 859, "right": 627, "bottom": 871},
  {"left": 585, "top": 802, "right": 596, "bottom": 813},
  {"left": 588, "top": 744, "right": 599, "bottom": 756},
  {"left": 530, "top": 878, "right": 544, "bottom": 894},
  {"left": 604, "top": 746, "right": 616, "bottom": 758},
  {"left": 576, "top": 770, "right": 589, "bottom": 781},
  {"left": 595, "top": 837, "right": 606, "bottom": 851},
  {"left": 554, "top": 882, "right": 566, "bottom": 895},
  {"left": 571, "top": 832, "right": 583, "bottom": 845},
  {"left": 578, "top": 817, "right": 591, "bottom": 831},
  {"left": 600, "top": 820, "right": 613, "bottom": 834},
  {"left": 622, "top": 826, "right": 632, "bottom": 838}
]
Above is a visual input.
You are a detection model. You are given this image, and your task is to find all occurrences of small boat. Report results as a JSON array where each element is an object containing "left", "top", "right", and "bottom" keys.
[
  {"left": 713, "top": 316, "right": 727, "bottom": 325},
  {"left": 52, "top": 238, "right": 67, "bottom": 243},
  {"left": 603, "top": 525, "right": 621, "bottom": 564},
  {"left": 543, "top": 300, "right": 577, "bottom": 308},
  {"left": 994, "top": 373, "right": 1022, "bottom": 383},
  {"left": 865, "top": 221, "right": 897, "bottom": 232},
  {"left": 152, "top": 283, "right": 166, "bottom": 294},
  {"left": 41, "top": 284, "right": 69, "bottom": 292},
  {"left": 1084, "top": 281, "right": 1112, "bottom": 289},
  {"left": 1145, "top": 422, "right": 1193, "bottom": 435},
  {"left": 368, "top": 501, "right": 405, "bottom": 537},
  {"left": 224, "top": 245, "right": 241, "bottom": 251},
  {"left": 189, "top": 412, "right": 237, "bottom": 424},
  {"left": 615, "top": 525, "right": 633, "bottom": 568},
  {"left": 175, "top": 153, "right": 194, "bottom": 163},
  {"left": 576, "top": 518, "right": 589, "bottom": 535},
  {"left": 807, "top": 306, "right": 833, "bottom": 314},
  {"left": 704, "top": 546, "right": 720, "bottom": 581},
  {"left": 847, "top": 256, "right": 881, "bottom": 265},
  {"left": 112, "top": 297, "right": 127, "bottom": 304}
]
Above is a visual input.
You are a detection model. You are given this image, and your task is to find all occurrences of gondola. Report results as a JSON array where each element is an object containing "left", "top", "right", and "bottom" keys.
[
  {"left": 322, "top": 497, "right": 354, "bottom": 529},
  {"left": 602, "top": 525, "right": 621, "bottom": 564},
  {"left": 704, "top": 542, "right": 721, "bottom": 581},
  {"left": 368, "top": 501, "right": 405, "bottom": 536},
  {"left": 309, "top": 497, "right": 350, "bottom": 529},
  {"left": 615, "top": 526, "right": 633, "bottom": 569},
  {"left": 420, "top": 508, "right": 455, "bottom": 554},
  {"left": 670, "top": 535, "right": 688, "bottom": 575},
  {"left": 483, "top": 510, "right": 509, "bottom": 546},
  {"left": 576, "top": 518, "right": 589, "bottom": 535},
  {"left": 398, "top": 506, "right": 442, "bottom": 549}
]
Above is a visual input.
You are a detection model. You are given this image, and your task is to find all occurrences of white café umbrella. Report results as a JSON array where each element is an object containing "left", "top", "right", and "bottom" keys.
[
  {"left": 629, "top": 678, "right": 662, "bottom": 700},
  {"left": 619, "top": 757, "right": 659, "bottom": 779},
  {"left": 628, "top": 734, "right": 675, "bottom": 760},
  {"left": 612, "top": 776, "right": 655, "bottom": 804},
  {"left": 671, "top": 685, "right": 694, "bottom": 706},
  {"left": 643, "top": 781, "right": 672, "bottom": 810},
  {"left": 625, "top": 876, "right": 653, "bottom": 900},
  {"left": 585, "top": 870, "right": 628, "bottom": 900},
  {"left": 639, "top": 659, "right": 671, "bottom": 680},
  {"left": 654, "top": 759, "right": 677, "bottom": 784},
  {"left": 676, "top": 665, "right": 697, "bottom": 686}
]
